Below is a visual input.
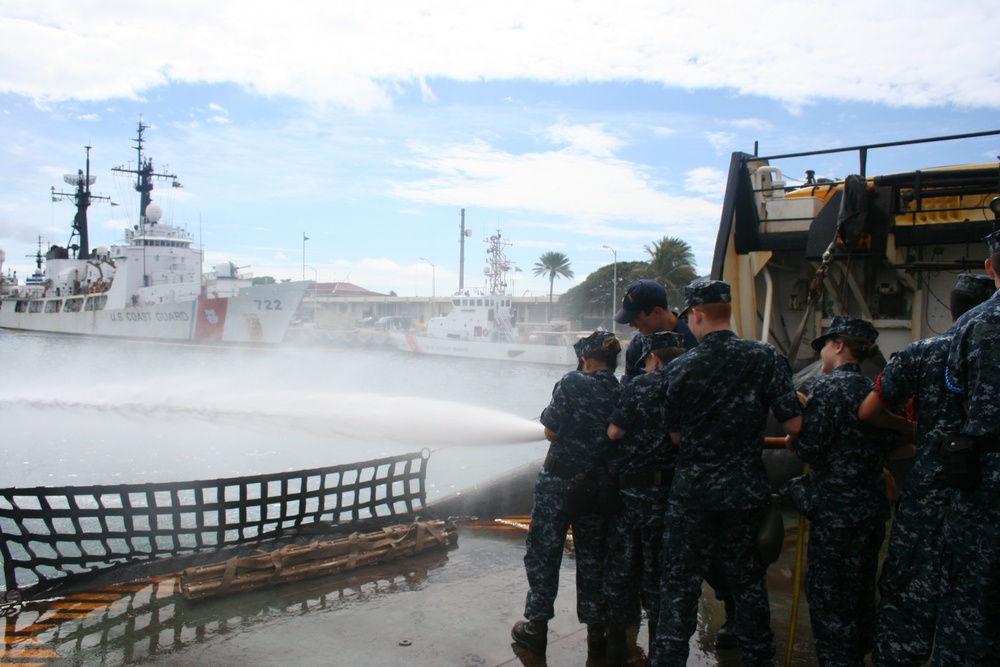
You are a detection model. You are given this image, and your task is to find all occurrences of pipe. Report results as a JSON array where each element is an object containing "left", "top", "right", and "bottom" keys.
[{"left": 762, "top": 267, "right": 773, "bottom": 346}]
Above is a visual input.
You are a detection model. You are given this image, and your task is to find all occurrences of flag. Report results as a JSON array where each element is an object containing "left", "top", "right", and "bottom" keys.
[
  {"left": 172, "top": 181, "right": 184, "bottom": 188},
  {"left": 52, "top": 196, "right": 60, "bottom": 202},
  {"left": 304, "top": 234, "right": 310, "bottom": 241},
  {"left": 111, "top": 202, "right": 120, "bottom": 207}
]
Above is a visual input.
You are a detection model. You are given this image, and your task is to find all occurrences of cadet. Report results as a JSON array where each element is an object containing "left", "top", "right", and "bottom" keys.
[
  {"left": 859, "top": 274, "right": 995, "bottom": 667},
  {"left": 652, "top": 280, "right": 802, "bottom": 667},
  {"left": 614, "top": 279, "right": 737, "bottom": 648},
  {"left": 783, "top": 316, "right": 893, "bottom": 666},
  {"left": 934, "top": 230, "right": 1000, "bottom": 665},
  {"left": 613, "top": 279, "right": 697, "bottom": 385},
  {"left": 604, "top": 331, "right": 687, "bottom": 662},
  {"left": 512, "top": 331, "right": 623, "bottom": 659}
]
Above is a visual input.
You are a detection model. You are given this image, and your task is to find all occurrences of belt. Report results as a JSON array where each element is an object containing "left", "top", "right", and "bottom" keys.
[
  {"left": 543, "top": 453, "right": 584, "bottom": 479},
  {"left": 618, "top": 469, "right": 672, "bottom": 488}
]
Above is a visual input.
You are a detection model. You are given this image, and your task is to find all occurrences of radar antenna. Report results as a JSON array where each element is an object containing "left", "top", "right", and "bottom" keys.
[
  {"left": 111, "top": 120, "right": 177, "bottom": 226},
  {"left": 50, "top": 146, "right": 110, "bottom": 258}
]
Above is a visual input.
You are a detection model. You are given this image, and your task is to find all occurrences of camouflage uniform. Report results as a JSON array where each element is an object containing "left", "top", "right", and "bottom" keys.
[
  {"left": 652, "top": 280, "right": 802, "bottom": 667},
  {"left": 522, "top": 366, "right": 622, "bottom": 625},
  {"left": 788, "top": 353, "right": 891, "bottom": 667},
  {"left": 621, "top": 319, "right": 697, "bottom": 385},
  {"left": 933, "top": 286, "right": 1000, "bottom": 666},
  {"left": 604, "top": 334, "right": 681, "bottom": 631},
  {"left": 871, "top": 333, "right": 965, "bottom": 666}
]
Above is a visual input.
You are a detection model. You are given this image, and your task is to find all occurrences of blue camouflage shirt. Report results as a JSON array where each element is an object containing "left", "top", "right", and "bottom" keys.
[
  {"left": 876, "top": 334, "right": 964, "bottom": 495},
  {"left": 540, "top": 369, "right": 622, "bottom": 478},
  {"left": 797, "top": 363, "right": 892, "bottom": 526},
  {"left": 946, "top": 293, "right": 1000, "bottom": 490},
  {"left": 608, "top": 365, "right": 675, "bottom": 477},
  {"left": 621, "top": 319, "right": 697, "bottom": 385},
  {"left": 663, "top": 330, "right": 802, "bottom": 510}
]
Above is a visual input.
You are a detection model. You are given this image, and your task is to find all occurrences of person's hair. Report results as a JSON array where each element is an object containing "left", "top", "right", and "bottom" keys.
[
  {"left": 693, "top": 302, "right": 732, "bottom": 322},
  {"left": 651, "top": 346, "right": 686, "bottom": 365},
  {"left": 950, "top": 287, "right": 991, "bottom": 320},
  {"left": 583, "top": 336, "right": 622, "bottom": 371},
  {"left": 831, "top": 334, "right": 878, "bottom": 363}
]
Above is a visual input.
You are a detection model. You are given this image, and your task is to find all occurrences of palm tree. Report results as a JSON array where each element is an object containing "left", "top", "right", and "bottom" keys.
[
  {"left": 533, "top": 251, "right": 575, "bottom": 322},
  {"left": 644, "top": 236, "right": 697, "bottom": 309}
]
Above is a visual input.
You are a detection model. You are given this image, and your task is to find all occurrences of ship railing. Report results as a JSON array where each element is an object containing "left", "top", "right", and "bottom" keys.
[{"left": 0, "top": 450, "right": 430, "bottom": 602}]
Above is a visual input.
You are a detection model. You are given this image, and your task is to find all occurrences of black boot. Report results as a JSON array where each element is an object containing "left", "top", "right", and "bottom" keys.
[
  {"left": 512, "top": 619, "right": 548, "bottom": 656},
  {"left": 605, "top": 623, "right": 628, "bottom": 666},
  {"left": 587, "top": 622, "right": 607, "bottom": 659},
  {"left": 716, "top": 597, "right": 737, "bottom": 649}
]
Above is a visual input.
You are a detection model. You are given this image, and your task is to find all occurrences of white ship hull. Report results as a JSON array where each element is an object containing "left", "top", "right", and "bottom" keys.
[
  {"left": 390, "top": 331, "right": 576, "bottom": 366},
  {"left": 0, "top": 281, "right": 306, "bottom": 345}
]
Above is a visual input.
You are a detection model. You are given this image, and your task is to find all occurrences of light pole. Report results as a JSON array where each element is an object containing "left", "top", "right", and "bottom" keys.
[
  {"left": 602, "top": 245, "right": 617, "bottom": 333},
  {"left": 302, "top": 232, "right": 309, "bottom": 280},
  {"left": 304, "top": 265, "right": 318, "bottom": 295},
  {"left": 419, "top": 257, "right": 436, "bottom": 317}
]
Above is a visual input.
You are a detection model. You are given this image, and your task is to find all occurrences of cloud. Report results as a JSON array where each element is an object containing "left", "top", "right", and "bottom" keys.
[
  {"left": 1, "top": 2, "right": 997, "bottom": 111},
  {"left": 390, "top": 122, "right": 719, "bottom": 236}
]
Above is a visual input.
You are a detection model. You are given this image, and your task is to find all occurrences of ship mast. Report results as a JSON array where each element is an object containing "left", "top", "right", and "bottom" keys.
[
  {"left": 112, "top": 121, "right": 176, "bottom": 227},
  {"left": 484, "top": 231, "right": 512, "bottom": 296},
  {"left": 50, "top": 146, "right": 109, "bottom": 259}
]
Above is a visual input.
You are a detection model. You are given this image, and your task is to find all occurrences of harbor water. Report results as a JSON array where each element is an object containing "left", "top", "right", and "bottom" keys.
[
  {"left": 0, "top": 331, "right": 826, "bottom": 666},
  {"left": 0, "top": 331, "right": 562, "bottom": 495}
]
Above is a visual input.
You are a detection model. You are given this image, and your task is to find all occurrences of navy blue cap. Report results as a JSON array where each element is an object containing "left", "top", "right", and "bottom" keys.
[
  {"left": 984, "top": 230, "right": 1000, "bottom": 256},
  {"left": 574, "top": 330, "right": 619, "bottom": 359},
  {"left": 810, "top": 315, "right": 878, "bottom": 353},
  {"left": 638, "top": 331, "right": 686, "bottom": 364},
  {"left": 678, "top": 280, "right": 731, "bottom": 319},
  {"left": 954, "top": 273, "right": 995, "bottom": 301},
  {"left": 614, "top": 280, "right": 668, "bottom": 324}
]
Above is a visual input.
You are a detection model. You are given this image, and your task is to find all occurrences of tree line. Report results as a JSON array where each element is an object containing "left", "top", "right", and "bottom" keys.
[{"left": 533, "top": 236, "right": 699, "bottom": 322}]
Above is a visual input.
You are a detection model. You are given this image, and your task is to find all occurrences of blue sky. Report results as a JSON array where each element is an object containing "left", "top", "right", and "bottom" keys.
[{"left": 1, "top": 1, "right": 999, "bottom": 297}]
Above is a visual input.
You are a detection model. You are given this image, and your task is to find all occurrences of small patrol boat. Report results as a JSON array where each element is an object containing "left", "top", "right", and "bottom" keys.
[
  {"left": 0, "top": 122, "right": 309, "bottom": 344},
  {"left": 389, "top": 230, "right": 579, "bottom": 365}
]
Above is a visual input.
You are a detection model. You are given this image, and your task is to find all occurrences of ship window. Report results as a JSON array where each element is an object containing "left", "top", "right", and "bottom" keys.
[
  {"left": 84, "top": 295, "right": 107, "bottom": 311},
  {"left": 477, "top": 299, "right": 483, "bottom": 307},
  {"left": 64, "top": 298, "right": 83, "bottom": 312},
  {"left": 28, "top": 301, "right": 43, "bottom": 313},
  {"left": 15, "top": 300, "right": 28, "bottom": 313},
  {"left": 44, "top": 300, "right": 61, "bottom": 313},
  {"left": 488, "top": 309, "right": 494, "bottom": 321}
]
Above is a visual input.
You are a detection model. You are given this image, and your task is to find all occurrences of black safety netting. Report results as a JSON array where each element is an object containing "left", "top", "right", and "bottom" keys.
[{"left": 0, "top": 450, "right": 429, "bottom": 601}]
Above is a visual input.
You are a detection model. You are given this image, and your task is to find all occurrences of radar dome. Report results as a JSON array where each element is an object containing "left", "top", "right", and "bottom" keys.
[{"left": 145, "top": 204, "right": 163, "bottom": 223}]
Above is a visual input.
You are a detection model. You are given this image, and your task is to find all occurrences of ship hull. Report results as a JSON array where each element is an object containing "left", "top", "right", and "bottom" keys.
[
  {"left": 0, "top": 281, "right": 306, "bottom": 345},
  {"left": 389, "top": 331, "right": 576, "bottom": 366}
]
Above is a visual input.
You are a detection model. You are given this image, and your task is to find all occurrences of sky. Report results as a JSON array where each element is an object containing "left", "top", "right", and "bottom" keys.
[{"left": 1, "top": 1, "right": 999, "bottom": 298}]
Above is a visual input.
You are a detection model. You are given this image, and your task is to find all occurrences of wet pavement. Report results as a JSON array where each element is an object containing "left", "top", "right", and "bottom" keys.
[{"left": 1, "top": 510, "right": 834, "bottom": 666}]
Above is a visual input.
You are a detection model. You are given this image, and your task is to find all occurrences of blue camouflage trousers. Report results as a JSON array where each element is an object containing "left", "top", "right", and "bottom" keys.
[
  {"left": 932, "top": 487, "right": 1000, "bottom": 666},
  {"left": 806, "top": 517, "right": 885, "bottom": 667},
  {"left": 523, "top": 471, "right": 608, "bottom": 625},
  {"left": 651, "top": 504, "right": 772, "bottom": 667},
  {"left": 603, "top": 489, "right": 666, "bottom": 627},
  {"left": 872, "top": 482, "right": 949, "bottom": 666}
]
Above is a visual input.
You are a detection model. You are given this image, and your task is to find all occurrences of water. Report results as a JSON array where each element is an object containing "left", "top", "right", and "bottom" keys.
[{"left": 0, "top": 332, "right": 566, "bottom": 499}]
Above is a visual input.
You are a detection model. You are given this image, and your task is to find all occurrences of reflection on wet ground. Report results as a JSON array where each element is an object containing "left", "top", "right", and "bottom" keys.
[{"left": 2, "top": 511, "right": 833, "bottom": 666}]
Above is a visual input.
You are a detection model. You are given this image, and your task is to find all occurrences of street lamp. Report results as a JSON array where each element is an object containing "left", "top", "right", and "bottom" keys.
[
  {"left": 302, "top": 232, "right": 309, "bottom": 280},
  {"left": 602, "top": 245, "right": 617, "bottom": 333},
  {"left": 304, "top": 265, "right": 318, "bottom": 295},
  {"left": 419, "top": 257, "right": 436, "bottom": 316}
]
